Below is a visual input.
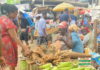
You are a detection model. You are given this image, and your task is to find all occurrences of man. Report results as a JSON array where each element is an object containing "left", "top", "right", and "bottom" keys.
[
  {"left": 36, "top": 13, "right": 47, "bottom": 45},
  {"left": 19, "top": 12, "right": 30, "bottom": 45},
  {"left": 59, "top": 9, "right": 70, "bottom": 23},
  {"left": 70, "top": 10, "right": 77, "bottom": 25}
]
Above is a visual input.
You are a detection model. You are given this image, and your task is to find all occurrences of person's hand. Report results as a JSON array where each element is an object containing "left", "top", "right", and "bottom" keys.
[
  {"left": 21, "top": 29, "right": 26, "bottom": 32},
  {"left": 0, "top": 56, "right": 6, "bottom": 68},
  {"left": 23, "top": 46, "right": 32, "bottom": 57}
]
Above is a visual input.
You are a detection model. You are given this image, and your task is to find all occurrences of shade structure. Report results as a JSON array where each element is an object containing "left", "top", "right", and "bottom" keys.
[{"left": 53, "top": 3, "right": 74, "bottom": 12}]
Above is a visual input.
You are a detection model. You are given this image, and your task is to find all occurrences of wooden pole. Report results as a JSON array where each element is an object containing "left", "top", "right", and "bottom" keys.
[{"left": 94, "top": 19, "right": 99, "bottom": 52}]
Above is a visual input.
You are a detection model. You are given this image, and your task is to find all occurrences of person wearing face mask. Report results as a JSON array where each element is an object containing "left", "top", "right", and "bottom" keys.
[{"left": 0, "top": 4, "right": 31, "bottom": 70}]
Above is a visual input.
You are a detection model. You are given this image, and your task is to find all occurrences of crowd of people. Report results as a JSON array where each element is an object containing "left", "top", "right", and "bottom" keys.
[{"left": 0, "top": 3, "right": 100, "bottom": 70}]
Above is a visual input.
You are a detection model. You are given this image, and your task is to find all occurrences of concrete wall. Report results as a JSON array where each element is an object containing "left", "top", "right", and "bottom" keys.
[
  {"left": 98, "top": 0, "right": 100, "bottom": 5},
  {"left": 0, "top": 0, "right": 6, "bottom": 3}
]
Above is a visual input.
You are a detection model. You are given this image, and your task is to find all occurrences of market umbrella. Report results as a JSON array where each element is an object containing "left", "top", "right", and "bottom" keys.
[{"left": 53, "top": 3, "right": 74, "bottom": 12}]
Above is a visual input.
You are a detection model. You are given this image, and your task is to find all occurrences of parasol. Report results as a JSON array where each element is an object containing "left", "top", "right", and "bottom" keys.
[{"left": 53, "top": 3, "right": 74, "bottom": 12}]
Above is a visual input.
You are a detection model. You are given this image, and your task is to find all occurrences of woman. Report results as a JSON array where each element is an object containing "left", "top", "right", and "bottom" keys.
[
  {"left": 69, "top": 24, "right": 84, "bottom": 53},
  {"left": 0, "top": 4, "right": 31, "bottom": 70}
]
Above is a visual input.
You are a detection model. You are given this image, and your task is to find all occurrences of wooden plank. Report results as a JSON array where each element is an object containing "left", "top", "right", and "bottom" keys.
[{"left": 94, "top": 19, "right": 99, "bottom": 52}]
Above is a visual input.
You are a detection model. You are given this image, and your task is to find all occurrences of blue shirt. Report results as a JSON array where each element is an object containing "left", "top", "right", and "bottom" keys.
[
  {"left": 71, "top": 32, "right": 84, "bottom": 53},
  {"left": 60, "top": 13, "right": 69, "bottom": 22},
  {"left": 70, "top": 14, "right": 77, "bottom": 21},
  {"left": 84, "top": 17, "right": 88, "bottom": 25},
  {"left": 37, "top": 18, "right": 46, "bottom": 36}
]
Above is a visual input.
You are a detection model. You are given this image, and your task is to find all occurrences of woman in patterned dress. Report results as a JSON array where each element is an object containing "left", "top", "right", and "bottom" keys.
[{"left": 0, "top": 4, "right": 31, "bottom": 70}]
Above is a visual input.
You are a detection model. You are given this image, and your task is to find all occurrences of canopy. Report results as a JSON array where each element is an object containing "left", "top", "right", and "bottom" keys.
[{"left": 53, "top": 3, "right": 74, "bottom": 12}]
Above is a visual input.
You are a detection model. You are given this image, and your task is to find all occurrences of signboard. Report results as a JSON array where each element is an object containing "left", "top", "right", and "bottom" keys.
[{"left": 6, "top": 0, "right": 20, "bottom": 4}]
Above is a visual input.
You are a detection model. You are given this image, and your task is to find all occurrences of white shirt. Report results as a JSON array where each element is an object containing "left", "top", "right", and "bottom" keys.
[{"left": 36, "top": 18, "right": 46, "bottom": 36}]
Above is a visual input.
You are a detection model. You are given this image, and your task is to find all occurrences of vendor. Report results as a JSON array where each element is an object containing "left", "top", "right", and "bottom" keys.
[
  {"left": 69, "top": 24, "right": 84, "bottom": 53},
  {"left": 55, "top": 21, "right": 72, "bottom": 50}
]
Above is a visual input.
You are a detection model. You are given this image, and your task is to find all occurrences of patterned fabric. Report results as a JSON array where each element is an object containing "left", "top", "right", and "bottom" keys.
[{"left": 0, "top": 16, "right": 17, "bottom": 67}]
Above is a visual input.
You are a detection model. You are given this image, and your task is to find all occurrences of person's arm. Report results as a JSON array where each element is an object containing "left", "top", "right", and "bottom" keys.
[
  {"left": 42, "top": 20, "right": 47, "bottom": 36},
  {"left": 83, "top": 34, "right": 90, "bottom": 45},
  {"left": 8, "top": 29, "right": 30, "bottom": 56},
  {"left": 66, "top": 32, "right": 73, "bottom": 49},
  {"left": 0, "top": 33, "right": 2, "bottom": 57},
  {"left": 0, "top": 28, "right": 5, "bottom": 65},
  {"left": 0, "top": 25, "right": 2, "bottom": 58}
]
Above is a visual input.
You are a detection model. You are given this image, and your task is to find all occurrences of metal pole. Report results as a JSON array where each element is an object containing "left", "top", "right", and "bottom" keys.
[
  {"left": 43, "top": 0, "right": 44, "bottom": 6},
  {"left": 92, "top": 0, "right": 93, "bottom": 7}
]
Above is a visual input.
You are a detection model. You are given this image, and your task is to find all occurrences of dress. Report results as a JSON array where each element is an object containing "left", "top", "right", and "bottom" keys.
[{"left": 0, "top": 16, "right": 17, "bottom": 67}]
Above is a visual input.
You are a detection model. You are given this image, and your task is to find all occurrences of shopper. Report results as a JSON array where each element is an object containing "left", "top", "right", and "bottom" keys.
[
  {"left": 59, "top": 9, "right": 70, "bottom": 23},
  {"left": 0, "top": 4, "right": 31, "bottom": 70},
  {"left": 36, "top": 13, "right": 47, "bottom": 45},
  {"left": 19, "top": 12, "right": 30, "bottom": 45},
  {"left": 70, "top": 10, "right": 77, "bottom": 25}
]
